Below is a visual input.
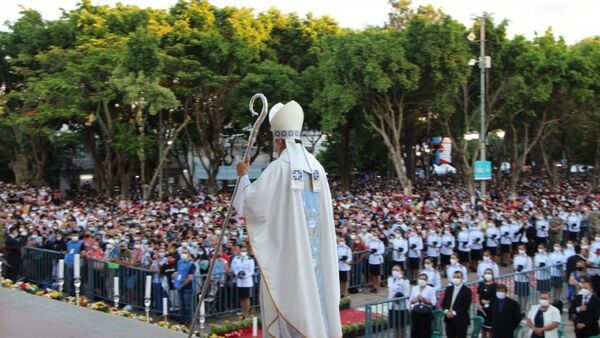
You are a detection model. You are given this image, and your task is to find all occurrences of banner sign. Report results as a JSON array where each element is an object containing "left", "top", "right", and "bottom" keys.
[{"left": 474, "top": 161, "right": 492, "bottom": 180}]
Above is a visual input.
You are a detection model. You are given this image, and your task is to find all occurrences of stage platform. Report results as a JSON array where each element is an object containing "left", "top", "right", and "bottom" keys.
[{"left": 0, "top": 287, "right": 185, "bottom": 338}]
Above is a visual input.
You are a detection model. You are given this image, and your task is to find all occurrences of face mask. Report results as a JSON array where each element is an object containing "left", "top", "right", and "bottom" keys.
[
  {"left": 355, "top": 240, "right": 360, "bottom": 244},
  {"left": 450, "top": 258, "right": 458, "bottom": 265},
  {"left": 484, "top": 274, "right": 493, "bottom": 281},
  {"left": 567, "top": 244, "right": 574, "bottom": 249},
  {"left": 595, "top": 237, "right": 600, "bottom": 242},
  {"left": 350, "top": 235, "right": 356, "bottom": 240},
  {"left": 418, "top": 279, "right": 427, "bottom": 287},
  {"left": 518, "top": 250, "right": 526, "bottom": 255},
  {"left": 496, "top": 291, "right": 506, "bottom": 299},
  {"left": 553, "top": 246, "right": 561, "bottom": 252},
  {"left": 538, "top": 248, "right": 545, "bottom": 254},
  {"left": 240, "top": 252, "right": 248, "bottom": 257},
  {"left": 539, "top": 299, "right": 549, "bottom": 307},
  {"left": 181, "top": 254, "right": 190, "bottom": 261},
  {"left": 134, "top": 244, "right": 141, "bottom": 249},
  {"left": 93, "top": 245, "right": 99, "bottom": 250},
  {"left": 452, "top": 278, "right": 462, "bottom": 286},
  {"left": 579, "top": 288, "right": 591, "bottom": 296},
  {"left": 424, "top": 263, "right": 432, "bottom": 269},
  {"left": 71, "top": 237, "right": 78, "bottom": 242},
  {"left": 392, "top": 271, "right": 402, "bottom": 278},
  {"left": 483, "top": 256, "right": 491, "bottom": 262}
]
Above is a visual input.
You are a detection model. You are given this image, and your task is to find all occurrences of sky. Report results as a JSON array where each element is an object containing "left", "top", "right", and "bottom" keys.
[{"left": 1, "top": 0, "right": 598, "bottom": 44}]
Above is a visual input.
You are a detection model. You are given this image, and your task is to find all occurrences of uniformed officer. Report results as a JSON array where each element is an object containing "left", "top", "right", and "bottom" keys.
[
  {"left": 231, "top": 247, "right": 255, "bottom": 318},
  {"left": 367, "top": 233, "right": 385, "bottom": 293},
  {"left": 513, "top": 244, "right": 533, "bottom": 310},
  {"left": 420, "top": 257, "right": 441, "bottom": 291},
  {"left": 425, "top": 228, "right": 441, "bottom": 266},
  {"left": 549, "top": 243, "right": 565, "bottom": 300},
  {"left": 499, "top": 221, "right": 513, "bottom": 266},
  {"left": 446, "top": 253, "right": 468, "bottom": 285},
  {"left": 440, "top": 226, "right": 455, "bottom": 273},
  {"left": 485, "top": 222, "right": 500, "bottom": 258},
  {"left": 477, "top": 250, "right": 500, "bottom": 281},
  {"left": 407, "top": 229, "right": 424, "bottom": 283},
  {"left": 457, "top": 224, "right": 471, "bottom": 268},
  {"left": 534, "top": 213, "right": 550, "bottom": 247},
  {"left": 391, "top": 231, "right": 408, "bottom": 271},
  {"left": 470, "top": 224, "right": 485, "bottom": 271},
  {"left": 534, "top": 244, "right": 551, "bottom": 293},
  {"left": 337, "top": 236, "right": 353, "bottom": 298}
]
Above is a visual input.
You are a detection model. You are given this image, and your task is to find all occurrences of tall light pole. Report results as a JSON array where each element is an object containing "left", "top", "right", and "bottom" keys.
[{"left": 478, "top": 14, "right": 488, "bottom": 199}]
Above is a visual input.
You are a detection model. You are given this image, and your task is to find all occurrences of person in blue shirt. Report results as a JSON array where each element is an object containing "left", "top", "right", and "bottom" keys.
[
  {"left": 172, "top": 247, "right": 196, "bottom": 324},
  {"left": 64, "top": 231, "right": 83, "bottom": 293}
]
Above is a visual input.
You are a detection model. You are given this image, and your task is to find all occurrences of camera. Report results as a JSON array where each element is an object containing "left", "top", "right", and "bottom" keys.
[
  {"left": 539, "top": 262, "right": 546, "bottom": 267},
  {"left": 475, "top": 238, "right": 480, "bottom": 243},
  {"left": 411, "top": 244, "right": 417, "bottom": 249},
  {"left": 238, "top": 271, "right": 247, "bottom": 278},
  {"left": 541, "top": 226, "right": 546, "bottom": 231},
  {"left": 433, "top": 241, "right": 438, "bottom": 246},
  {"left": 341, "top": 255, "right": 348, "bottom": 261},
  {"left": 517, "top": 265, "right": 523, "bottom": 272},
  {"left": 370, "top": 248, "right": 377, "bottom": 254},
  {"left": 491, "top": 235, "right": 497, "bottom": 239},
  {"left": 446, "top": 241, "right": 451, "bottom": 246}
]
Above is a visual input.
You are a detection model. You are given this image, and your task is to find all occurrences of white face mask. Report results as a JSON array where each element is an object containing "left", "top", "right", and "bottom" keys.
[
  {"left": 418, "top": 279, "right": 427, "bottom": 287},
  {"left": 392, "top": 271, "right": 402, "bottom": 278},
  {"left": 553, "top": 246, "right": 561, "bottom": 252},
  {"left": 539, "top": 299, "right": 549, "bottom": 307},
  {"left": 483, "top": 256, "right": 491, "bottom": 262},
  {"left": 240, "top": 252, "right": 248, "bottom": 257},
  {"left": 538, "top": 249, "right": 545, "bottom": 254},
  {"left": 484, "top": 274, "right": 493, "bottom": 281},
  {"left": 452, "top": 278, "right": 462, "bottom": 286},
  {"left": 450, "top": 258, "right": 458, "bottom": 265},
  {"left": 496, "top": 291, "right": 506, "bottom": 299},
  {"left": 518, "top": 249, "right": 526, "bottom": 255},
  {"left": 424, "top": 263, "right": 432, "bottom": 269}
]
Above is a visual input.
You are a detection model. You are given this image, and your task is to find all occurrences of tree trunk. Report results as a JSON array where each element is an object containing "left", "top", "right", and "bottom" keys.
[
  {"left": 594, "top": 133, "right": 600, "bottom": 188},
  {"left": 540, "top": 139, "right": 558, "bottom": 187},
  {"left": 338, "top": 126, "right": 354, "bottom": 189},
  {"left": 10, "top": 153, "right": 31, "bottom": 185}
]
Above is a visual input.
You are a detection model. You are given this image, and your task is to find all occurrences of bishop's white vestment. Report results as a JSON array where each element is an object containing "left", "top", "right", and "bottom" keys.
[{"left": 233, "top": 147, "right": 342, "bottom": 338}]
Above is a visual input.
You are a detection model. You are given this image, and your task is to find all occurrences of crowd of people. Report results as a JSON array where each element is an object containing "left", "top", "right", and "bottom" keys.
[{"left": 2, "top": 173, "right": 600, "bottom": 337}]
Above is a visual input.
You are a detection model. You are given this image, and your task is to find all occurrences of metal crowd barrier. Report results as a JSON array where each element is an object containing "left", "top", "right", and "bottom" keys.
[
  {"left": 349, "top": 250, "right": 397, "bottom": 290},
  {"left": 18, "top": 247, "right": 260, "bottom": 319},
  {"left": 362, "top": 263, "right": 569, "bottom": 338}
]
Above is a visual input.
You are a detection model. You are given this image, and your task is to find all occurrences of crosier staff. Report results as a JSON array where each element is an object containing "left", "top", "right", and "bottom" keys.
[{"left": 187, "top": 94, "right": 269, "bottom": 338}]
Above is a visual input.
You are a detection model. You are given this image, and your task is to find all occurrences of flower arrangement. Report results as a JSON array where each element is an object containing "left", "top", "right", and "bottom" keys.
[
  {"left": 89, "top": 301, "right": 110, "bottom": 313},
  {"left": 339, "top": 296, "right": 352, "bottom": 310}
]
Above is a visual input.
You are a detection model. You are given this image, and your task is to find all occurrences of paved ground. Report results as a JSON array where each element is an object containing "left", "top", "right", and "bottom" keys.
[{"left": 0, "top": 287, "right": 185, "bottom": 338}]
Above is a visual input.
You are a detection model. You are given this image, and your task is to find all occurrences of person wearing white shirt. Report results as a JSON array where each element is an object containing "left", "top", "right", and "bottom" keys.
[
  {"left": 534, "top": 244, "right": 551, "bottom": 293},
  {"left": 447, "top": 254, "right": 468, "bottom": 285},
  {"left": 510, "top": 221, "right": 524, "bottom": 251},
  {"left": 499, "top": 222, "right": 513, "bottom": 266},
  {"left": 564, "top": 241, "right": 576, "bottom": 259},
  {"left": 440, "top": 226, "right": 455, "bottom": 272},
  {"left": 566, "top": 211, "right": 581, "bottom": 241},
  {"left": 470, "top": 225, "right": 485, "bottom": 271},
  {"left": 477, "top": 251, "right": 499, "bottom": 280},
  {"left": 367, "top": 234, "right": 385, "bottom": 293},
  {"left": 484, "top": 223, "right": 500, "bottom": 258},
  {"left": 337, "top": 237, "right": 353, "bottom": 298},
  {"left": 425, "top": 229, "right": 441, "bottom": 263},
  {"left": 420, "top": 257, "right": 441, "bottom": 291},
  {"left": 549, "top": 244, "right": 566, "bottom": 300},
  {"left": 535, "top": 215, "right": 550, "bottom": 246},
  {"left": 514, "top": 244, "right": 534, "bottom": 310},
  {"left": 526, "top": 292, "right": 561, "bottom": 338},
  {"left": 231, "top": 248, "right": 255, "bottom": 318},
  {"left": 591, "top": 235, "right": 600, "bottom": 254},
  {"left": 388, "top": 265, "right": 410, "bottom": 338},
  {"left": 409, "top": 274, "right": 437, "bottom": 338},
  {"left": 391, "top": 234, "right": 408, "bottom": 271},
  {"left": 407, "top": 230, "right": 423, "bottom": 282},
  {"left": 456, "top": 225, "right": 471, "bottom": 266}
]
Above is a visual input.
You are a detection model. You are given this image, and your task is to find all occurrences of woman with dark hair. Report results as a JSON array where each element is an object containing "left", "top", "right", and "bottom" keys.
[
  {"left": 477, "top": 267, "right": 497, "bottom": 338},
  {"left": 409, "top": 273, "right": 437, "bottom": 338},
  {"left": 388, "top": 264, "right": 410, "bottom": 338}
]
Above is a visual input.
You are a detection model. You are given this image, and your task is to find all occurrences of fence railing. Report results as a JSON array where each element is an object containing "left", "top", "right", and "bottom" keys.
[
  {"left": 18, "top": 247, "right": 261, "bottom": 319},
  {"left": 362, "top": 263, "right": 569, "bottom": 338}
]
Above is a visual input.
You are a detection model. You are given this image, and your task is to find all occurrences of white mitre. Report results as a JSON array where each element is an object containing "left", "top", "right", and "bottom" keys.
[{"left": 269, "top": 101, "right": 319, "bottom": 191}]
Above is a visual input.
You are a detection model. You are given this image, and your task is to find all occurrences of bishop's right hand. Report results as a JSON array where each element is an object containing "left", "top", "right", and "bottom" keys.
[{"left": 236, "top": 158, "right": 250, "bottom": 176}]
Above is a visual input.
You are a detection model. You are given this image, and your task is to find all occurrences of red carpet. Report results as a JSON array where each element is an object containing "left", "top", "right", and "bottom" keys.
[{"left": 235, "top": 308, "right": 365, "bottom": 338}]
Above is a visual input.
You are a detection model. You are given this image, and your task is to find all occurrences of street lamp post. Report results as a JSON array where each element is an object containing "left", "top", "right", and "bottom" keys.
[{"left": 478, "top": 14, "right": 488, "bottom": 199}]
